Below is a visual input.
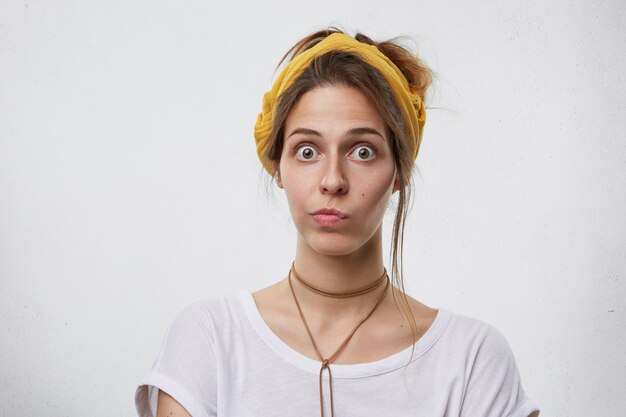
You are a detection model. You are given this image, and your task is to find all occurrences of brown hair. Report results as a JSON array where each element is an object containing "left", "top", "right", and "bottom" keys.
[{"left": 263, "top": 28, "right": 433, "bottom": 347}]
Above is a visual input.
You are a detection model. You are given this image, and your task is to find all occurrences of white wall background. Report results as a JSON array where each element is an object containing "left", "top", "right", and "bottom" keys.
[{"left": 1, "top": 0, "right": 624, "bottom": 416}]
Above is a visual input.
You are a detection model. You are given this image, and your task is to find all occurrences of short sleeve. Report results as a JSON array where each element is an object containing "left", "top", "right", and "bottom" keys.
[
  {"left": 135, "top": 302, "right": 218, "bottom": 417},
  {"left": 460, "top": 325, "right": 540, "bottom": 417}
]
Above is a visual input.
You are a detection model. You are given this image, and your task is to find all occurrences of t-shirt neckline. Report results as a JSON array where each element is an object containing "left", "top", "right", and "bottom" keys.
[{"left": 237, "top": 290, "right": 451, "bottom": 379}]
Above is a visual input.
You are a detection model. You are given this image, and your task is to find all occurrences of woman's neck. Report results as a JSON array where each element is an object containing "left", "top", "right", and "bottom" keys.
[{"left": 287, "top": 231, "right": 388, "bottom": 319}]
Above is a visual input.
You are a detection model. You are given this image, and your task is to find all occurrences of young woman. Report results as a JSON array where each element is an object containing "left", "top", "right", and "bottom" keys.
[{"left": 135, "top": 29, "right": 540, "bottom": 417}]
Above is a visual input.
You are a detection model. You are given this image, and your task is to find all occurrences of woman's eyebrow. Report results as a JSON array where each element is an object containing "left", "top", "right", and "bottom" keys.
[
  {"left": 287, "top": 128, "right": 322, "bottom": 138},
  {"left": 347, "top": 127, "right": 385, "bottom": 140},
  {"left": 287, "top": 127, "right": 384, "bottom": 140}
]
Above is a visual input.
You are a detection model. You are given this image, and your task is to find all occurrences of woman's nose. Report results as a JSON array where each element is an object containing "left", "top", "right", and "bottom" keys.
[{"left": 320, "top": 156, "right": 348, "bottom": 194}]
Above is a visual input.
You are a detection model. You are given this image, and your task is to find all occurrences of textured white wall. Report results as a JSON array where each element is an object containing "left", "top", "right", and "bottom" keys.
[{"left": 1, "top": 1, "right": 624, "bottom": 416}]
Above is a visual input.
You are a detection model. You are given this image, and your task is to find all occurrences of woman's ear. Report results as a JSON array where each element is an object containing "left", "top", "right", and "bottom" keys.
[
  {"left": 392, "top": 168, "right": 400, "bottom": 192},
  {"left": 273, "top": 163, "right": 283, "bottom": 189}
]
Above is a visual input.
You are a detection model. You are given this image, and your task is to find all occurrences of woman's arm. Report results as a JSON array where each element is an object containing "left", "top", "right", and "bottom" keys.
[
  {"left": 459, "top": 322, "right": 540, "bottom": 417},
  {"left": 135, "top": 300, "right": 219, "bottom": 417},
  {"left": 157, "top": 390, "right": 193, "bottom": 417}
]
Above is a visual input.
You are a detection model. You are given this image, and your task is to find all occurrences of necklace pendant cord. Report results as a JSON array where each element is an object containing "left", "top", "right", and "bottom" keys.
[
  {"left": 319, "top": 360, "right": 334, "bottom": 417},
  {"left": 288, "top": 267, "right": 390, "bottom": 417}
]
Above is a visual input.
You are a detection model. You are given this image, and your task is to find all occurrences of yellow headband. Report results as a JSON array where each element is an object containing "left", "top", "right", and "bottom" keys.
[{"left": 254, "top": 32, "right": 426, "bottom": 174}]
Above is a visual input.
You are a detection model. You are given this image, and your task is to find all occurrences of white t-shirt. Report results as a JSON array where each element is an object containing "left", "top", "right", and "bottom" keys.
[{"left": 135, "top": 291, "right": 539, "bottom": 417}]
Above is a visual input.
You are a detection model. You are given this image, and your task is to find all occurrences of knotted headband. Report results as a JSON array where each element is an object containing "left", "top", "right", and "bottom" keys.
[{"left": 254, "top": 32, "right": 426, "bottom": 174}]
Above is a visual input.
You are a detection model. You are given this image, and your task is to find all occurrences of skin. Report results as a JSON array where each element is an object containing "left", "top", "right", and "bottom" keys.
[
  {"left": 277, "top": 85, "right": 397, "bottom": 261},
  {"left": 156, "top": 85, "right": 438, "bottom": 415},
  {"left": 156, "top": 390, "right": 191, "bottom": 417},
  {"left": 254, "top": 85, "right": 437, "bottom": 363}
]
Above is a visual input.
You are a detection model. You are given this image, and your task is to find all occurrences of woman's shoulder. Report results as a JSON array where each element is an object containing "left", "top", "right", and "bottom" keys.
[
  {"left": 442, "top": 309, "right": 510, "bottom": 342},
  {"left": 403, "top": 295, "right": 507, "bottom": 350},
  {"left": 430, "top": 308, "right": 520, "bottom": 367},
  {"left": 166, "top": 291, "right": 252, "bottom": 334},
  {"left": 434, "top": 307, "right": 506, "bottom": 339}
]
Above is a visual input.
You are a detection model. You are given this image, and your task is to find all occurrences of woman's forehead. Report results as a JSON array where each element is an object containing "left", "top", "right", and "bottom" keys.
[{"left": 284, "top": 85, "right": 387, "bottom": 137}]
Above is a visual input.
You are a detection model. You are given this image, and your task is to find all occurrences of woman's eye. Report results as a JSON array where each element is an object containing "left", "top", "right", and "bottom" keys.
[
  {"left": 295, "top": 145, "right": 319, "bottom": 161},
  {"left": 350, "top": 145, "right": 376, "bottom": 161}
]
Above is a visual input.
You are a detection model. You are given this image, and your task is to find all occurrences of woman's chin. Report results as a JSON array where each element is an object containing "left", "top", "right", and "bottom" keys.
[
  {"left": 312, "top": 247, "right": 356, "bottom": 257},
  {"left": 302, "top": 235, "right": 365, "bottom": 257}
]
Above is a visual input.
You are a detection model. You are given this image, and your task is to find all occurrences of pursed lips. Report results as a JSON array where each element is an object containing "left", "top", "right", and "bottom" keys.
[{"left": 311, "top": 208, "right": 347, "bottom": 226}]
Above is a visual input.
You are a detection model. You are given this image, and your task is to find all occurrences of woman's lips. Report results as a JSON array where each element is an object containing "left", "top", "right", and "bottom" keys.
[{"left": 311, "top": 209, "right": 346, "bottom": 226}]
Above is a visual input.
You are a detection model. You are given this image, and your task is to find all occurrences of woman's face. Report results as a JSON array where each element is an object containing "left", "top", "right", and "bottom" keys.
[{"left": 276, "top": 85, "right": 397, "bottom": 257}]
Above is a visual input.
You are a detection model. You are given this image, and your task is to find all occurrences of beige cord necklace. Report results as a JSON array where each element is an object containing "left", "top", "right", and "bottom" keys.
[{"left": 288, "top": 264, "right": 390, "bottom": 417}]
